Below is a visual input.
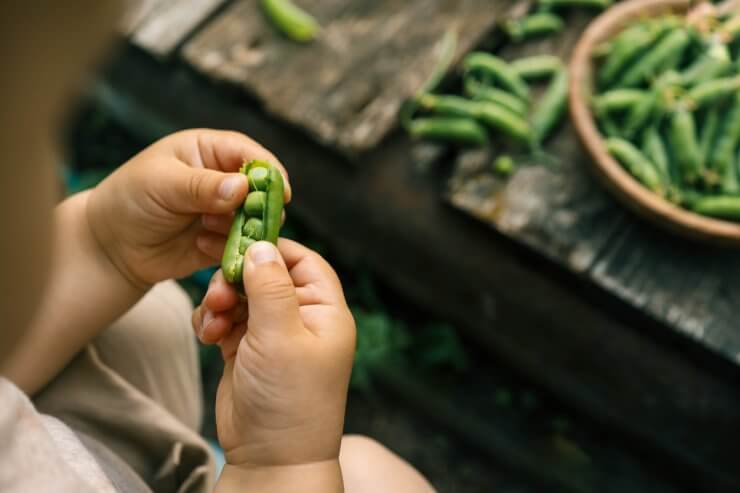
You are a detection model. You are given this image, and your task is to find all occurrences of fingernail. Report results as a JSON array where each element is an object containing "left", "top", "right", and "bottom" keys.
[
  {"left": 248, "top": 241, "right": 277, "bottom": 265},
  {"left": 219, "top": 175, "right": 244, "bottom": 200},
  {"left": 201, "top": 310, "right": 214, "bottom": 336}
]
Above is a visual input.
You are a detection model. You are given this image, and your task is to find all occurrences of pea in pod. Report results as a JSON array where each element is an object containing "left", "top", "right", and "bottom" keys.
[
  {"left": 462, "top": 52, "right": 530, "bottom": 100},
  {"left": 605, "top": 137, "right": 664, "bottom": 194},
  {"left": 531, "top": 68, "right": 569, "bottom": 145},
  {"left": 510, "top": 55, "right": 563, "bottom": 81},
  {"left": 616, "top": 28, "right": 691, "bottom": 88},
  {"left": 464, "top": 78, "right": 529, "bottom": 117},
  {"left": 260, "top": 0, "right": 320, "bottom": 42},
  {"left": 222, "top": 160, "right": 285, "bottom": 283},
  {"left": 504, "top": 12, "right": 563, "bottom": 42},
  {"left": 408, "top": 116, "right": 489, "bottom": 147},
  {"left": 668, "top": 107, "right": 702, "bottom": 184}
]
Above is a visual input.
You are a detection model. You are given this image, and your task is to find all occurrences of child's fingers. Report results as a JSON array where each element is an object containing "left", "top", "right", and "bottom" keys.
[
  {"left": 204, "top": 270, "right": 241, "bottom": 312},
  {"left": 202, "top": 213, "right": 235, "bottom": 235},
  {"left": 192, "top": 305, "right": 231, "bottom": 344},
  {"left": 219, "top": 321, "right": 247, "bottom": 360},
  {"left": 196, "top": 232, "right": 227, "bottom": 261},
  {"left": 278, "top": 238, "right": 345, "bottom": 306}
]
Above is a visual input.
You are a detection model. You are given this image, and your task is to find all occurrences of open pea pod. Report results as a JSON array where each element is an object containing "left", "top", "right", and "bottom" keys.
[{"left": 221, "top": 160, "right": 285, "bottom": 283}]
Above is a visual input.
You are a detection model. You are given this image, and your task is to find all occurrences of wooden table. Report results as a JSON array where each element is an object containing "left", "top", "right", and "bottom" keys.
[{"left": 103, "top": 1, "right": 740, "bottom": 490}]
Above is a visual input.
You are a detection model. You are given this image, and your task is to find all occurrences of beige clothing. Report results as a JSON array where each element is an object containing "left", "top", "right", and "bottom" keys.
[{"left": 2, "top": 281, "right": 215, "bottom": 493}]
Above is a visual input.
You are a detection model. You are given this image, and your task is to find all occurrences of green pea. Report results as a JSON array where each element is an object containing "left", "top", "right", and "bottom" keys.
[
  {"left": 244, "top": 191, "right": 267, "bottom": 216},
  {"left": 605, "top": 137, "right": 663, "bottom": 194},
  {"left": 494, "top": 155, "right": 515, "bottom": 176},
  {"left": 243, "top": 217, "right": 265, "bottom": 239},
  {"left": 248, "top": 167, "right": 269, "bottom": 191},
  {"left": 238, "top": 236, "right": 255, "bottom": 255}
]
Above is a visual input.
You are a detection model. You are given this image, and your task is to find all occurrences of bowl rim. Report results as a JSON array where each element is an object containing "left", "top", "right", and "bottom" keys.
[{"left": 568, "top": 0, "right": 740, "bottom": 246}]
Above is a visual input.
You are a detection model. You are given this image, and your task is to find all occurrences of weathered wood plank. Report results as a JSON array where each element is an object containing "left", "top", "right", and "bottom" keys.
[
  {"left": 182, "top": 0, "right": 514, "bottom": 157},
  {"left": 121, "top": 0, "right": 167, "bottom": 34},
  {"left": 446, "top": 12, "right": 740, "bottom": 364},
  {"left": 131, "top": 0, "right": 228, "bottom": 57}
]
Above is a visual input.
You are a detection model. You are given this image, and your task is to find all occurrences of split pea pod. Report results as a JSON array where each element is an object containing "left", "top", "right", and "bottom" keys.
[
  {"left": 464, "top": 78, "right": 529, "bottom": 117},
  {"left": 221, "top": 160, "right": 285, "bottom": 283},
  {"left": 668, "top": 107, "right": 702, "bottom": 184},
  {"left": 605, "top": 137, "right": 664, "bottom": 194},
  {"left": 408, "top": 116, "right": 489, "bottom": 147},
  {"left": 709, "top": 93, "right": 740, "bottom": 175},
  {"left": 690, "top": 196, "right": 740, "bottom": 220},
  {"left": 616, "top": 28, "right": 691, "bottom": 88},
  {"left": 686, "top": 75, "right": 740, "bottom": 109},
  {"left": 510, "top": 55, "right": 563, "bottom": 81},
  {"left": 531, "top": 68, "right": 569, "bottom": 145},
  {"left": 462, "top": 52, "right": 530, "bottom": 100},
  {"left": 503, "top": 12, "right": 563, "bottom": 42}
]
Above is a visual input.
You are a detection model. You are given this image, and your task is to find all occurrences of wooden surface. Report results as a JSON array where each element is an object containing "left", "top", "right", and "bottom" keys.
[
  {"left": 98, "top": 48, "right": 740, "bottom": 490},
  {"left": 182, "top": 0, "right": 514, "bottom": 157},
  {"left": 447, "top": 11, "right": 740, "bottom": 365},
  {"left": 128, "top": 0, "right": 228, "bottom": 56}
]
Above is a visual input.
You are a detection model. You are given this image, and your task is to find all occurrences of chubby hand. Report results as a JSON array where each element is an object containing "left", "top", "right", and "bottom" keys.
[
  {"left": 87, "top": 129, "right": 291, "bottom": 289},
  {"left": 193, "top": 239, "right": 356, "bottom": 467}
]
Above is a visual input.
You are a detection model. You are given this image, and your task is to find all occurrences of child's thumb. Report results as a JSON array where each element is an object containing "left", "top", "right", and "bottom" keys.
[
  {"left": 242, "top": 241, "right": 302, "bottom": 338},
  {"left": 166, "top": 167, "right": 247, "bottom": 214}
]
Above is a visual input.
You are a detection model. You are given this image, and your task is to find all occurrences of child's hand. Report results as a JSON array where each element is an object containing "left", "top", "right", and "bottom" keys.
[
  {"left": 87, "top": 129, "right": 291, "bottom": 289},
  {"left": 192, "top": 239, "right": 356, "bottom": 468}
]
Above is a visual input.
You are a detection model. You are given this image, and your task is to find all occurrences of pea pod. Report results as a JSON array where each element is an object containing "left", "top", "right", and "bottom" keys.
[
  {"left": 260, "top": 0, "right": 320, "bottom": 43},
  {"left": 681, "top": 43, "right": 731, "bottom": 86},
  {"left": 668, "top": 107, "right": 702, "bottom": 184},
  {"left": 408, "top": 116, "right": 489, "bottom": 147},
  {"left": 221, "top": 160, "right": 285, "bottom": 283},
  {"left": 463, "top": 52, "right": 530, "bottom": 100},
  {"left": 605, "top": 137, "right": 664, "bottom": 194},
  {"left": 690, "top": 195, "right": 740, "bottom": 220},
  {"left": 419, "top": 94, "right": 532, "bottom": 144},
  {"left": 504, "top": 13, "right": 563, "bottom": 42},
  {"left": 622, "top": 92, "right": 656, "bottom": 139},
  {"left": 510, "top": 55, "right": 563, "bottom": 81},
  {"left": 686, "top": 75, "right": 740, "bottom": 109},
  {"left": 709, "top": 93, "right": 740, "bottom": 175},
  {"left": 641, "top": 125, "right": 671, "bottom": 182},
  {"left": 592, "top": 89, "right": 648, "bottom": 113},
  {"left": 699, "top": 107, "right": 720, "bottom": 167},
  {"left": 464, "top": 79, "right": 528, "bottom": 117},
  {"left": 531, "top": 68, "right": 569, "bottom": 145},
  {"left": 616, "top": 28, "right": 691, "bottom": 88}
]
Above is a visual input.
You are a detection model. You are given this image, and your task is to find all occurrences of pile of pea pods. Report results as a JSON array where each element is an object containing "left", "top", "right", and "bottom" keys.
[
  {"left": 593, "top": 10, "right": 740, "bottom": 220},
  {"left": 404, "top": 0, "right": 612, "bottom": 176}
]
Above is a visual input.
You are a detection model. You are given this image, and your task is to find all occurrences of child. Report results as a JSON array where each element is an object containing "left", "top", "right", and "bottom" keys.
[{"left": 0, "top": 1, "right": 434, "bottom": 492}]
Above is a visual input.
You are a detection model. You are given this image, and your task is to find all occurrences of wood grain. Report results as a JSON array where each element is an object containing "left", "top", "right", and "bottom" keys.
[
  {"left": 447, "top": 11, "right": 740, "bottom": 363},
  {"left": 131, "top": 0, "right": 228, "bottom": 57},
  {"left": 182, "top": 0, "right": 513, "bottom": 157}
]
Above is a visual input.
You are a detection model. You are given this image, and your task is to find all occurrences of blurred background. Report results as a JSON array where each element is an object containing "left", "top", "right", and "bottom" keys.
[{"left": 59, "top": 1, "right": 740, "bottom": 491}]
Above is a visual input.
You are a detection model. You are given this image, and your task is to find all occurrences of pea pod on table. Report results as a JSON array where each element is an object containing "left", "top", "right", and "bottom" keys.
[
  {"left": 531, "top": 68, "right": 569, "bottom": 145},
  {"left": 222, "top": 160, "right": 285, "bottom": 284},
  {"left": 260, "top": 0, "right": 320, "bottom": 43},
  {"left": 464, "top": 79, "right": 529, "bottom": 117},
  {"left": 510, "top": 55, "right": 563, "bottom": 81},
  {"left": 463, "top": 52, "right": 530, "bottom": 101},
  {"left": 408, "top": 116, "right": 489, "bottom": 147},
  {"left": 504, "top": 12, "right": 564, "bottom": 43}
]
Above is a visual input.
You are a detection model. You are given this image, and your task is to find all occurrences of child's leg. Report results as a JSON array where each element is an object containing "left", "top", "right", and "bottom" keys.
[
  {"left": 340, "top": 435, "right": 436, "bottom": 493},
  {"left": 34, "top": 281, "right": 214, "bottom": 493}
]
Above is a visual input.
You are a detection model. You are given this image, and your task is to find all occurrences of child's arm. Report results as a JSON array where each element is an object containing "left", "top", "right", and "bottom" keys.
[
  {"left": 193, "top": 239, "right": 355, "bottom": 493},
  {"left": 2, "top": 129, "right": 290, "bottom": 395}
]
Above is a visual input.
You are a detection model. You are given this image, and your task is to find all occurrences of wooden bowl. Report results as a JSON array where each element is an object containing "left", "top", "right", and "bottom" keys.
[{"left": 569, "top": 0, "right": 740, "bottom": 247}]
